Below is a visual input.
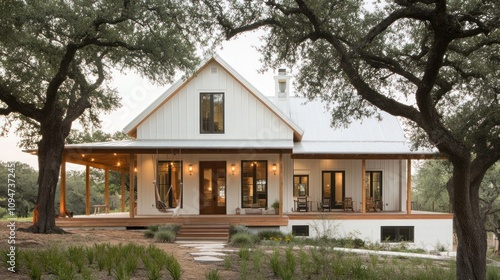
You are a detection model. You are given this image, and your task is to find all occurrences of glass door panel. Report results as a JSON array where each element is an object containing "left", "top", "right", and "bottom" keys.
[
  {"left": 322, "top": 171, "right": 345, "bottom": 209},
  {"left": 199, "top": 161, "right": 226, "bottom": 214}
]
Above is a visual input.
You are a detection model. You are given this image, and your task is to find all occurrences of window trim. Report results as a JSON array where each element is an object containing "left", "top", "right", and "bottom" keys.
[
  {"left": 241, "top": 160, "right": 268, "bottom": 208},
  {"left": 157, "top": 160, "right": 183, "bottom": 208},
  {"left": 200, "top": 92, "right": 225, "bottom": 134},
  {"left": 365, "top": 171, "right": 383, "bottom": 200},
  {"left": 293, "top": 175, "right": 309, "bottom": 197},
  {"left": 381, "top": 226, "right": 414, "bottom": 242}
]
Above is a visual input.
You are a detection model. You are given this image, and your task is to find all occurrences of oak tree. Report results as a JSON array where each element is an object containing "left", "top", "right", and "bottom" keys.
[
  {"left": 204, "top": 0, "right": 500, "bottom": 279},
  {"left": 0, "top": 0, "right": 211, "bottom": 233}
]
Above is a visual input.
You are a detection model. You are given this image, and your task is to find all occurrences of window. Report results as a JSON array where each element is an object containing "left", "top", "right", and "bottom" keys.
[
  {"left": 293, "top": 175, "right": 309, "bottom": 197},
  {"left": 200, "top": 92, "right": 224, "bottom": 133},
  {"left": 157, "top": 161, "right": 182, "bottom": 208},
  {"left": 292, "top": 225, "right": 309, "bottom": 236},
  {"left": 241, "top": 160, "right": 267, "bottom": 208},
  {"left": 381, "top": 226, "right": 414, "bottom": 242},
  {"left": 365, "top": 171, "right": 382, "bottom": 201}
]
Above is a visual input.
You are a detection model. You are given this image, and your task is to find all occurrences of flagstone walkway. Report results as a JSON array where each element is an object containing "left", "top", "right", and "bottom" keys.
[{"left": 176, "top": 241, "right": 236, "bottom": 262}]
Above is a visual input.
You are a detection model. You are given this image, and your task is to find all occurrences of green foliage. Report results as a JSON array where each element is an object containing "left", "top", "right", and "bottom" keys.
[
  {"left": 412, "top": 160, "right": 452, "bottom": 213},
  {"left": 257, "top": 230, "right": 285, "bottom": 241},
  {"left": 229, "top": 232, "right": 258, "bottom": 247},
  {"left": 14, "top": 243, "right": 181, "bottom": 279},
  {"left": 154, "top": 229, "right": 176, "bottom": 243},
  {"left": 165, "top": 254, "right": 183, "bottom": 280},
  {"left": 206, "top": 269, "right": 221, "bottom": 280},
  {"left": 229, "top": 225, "right": 250, "bottom": 236},
  {"left": 0, "top": 161, "right": 38, "bottom": 218},
  {"left": 205, "top": 2, "right": 500, "bottom": 277},
  {"left": 144, "top": 229, "right": 156, "bottom": 239}
]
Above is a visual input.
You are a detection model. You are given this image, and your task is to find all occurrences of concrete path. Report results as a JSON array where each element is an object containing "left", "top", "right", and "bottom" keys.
[{"left": 176, "top": 241, "right": 235, "bottom": 262}]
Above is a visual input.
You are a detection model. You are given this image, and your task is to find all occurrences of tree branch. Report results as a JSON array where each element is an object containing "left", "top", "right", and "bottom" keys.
[{"left": 0, "top": 83, "right": 44, "bottom": 120}]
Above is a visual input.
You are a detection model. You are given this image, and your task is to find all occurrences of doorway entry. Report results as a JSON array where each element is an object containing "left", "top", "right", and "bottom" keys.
[
  {"left": 322, "top": 171, "right": 345, "bottom": 209},
  {"left": 199, "top": 161, "right": 226, "bottom": 214}
]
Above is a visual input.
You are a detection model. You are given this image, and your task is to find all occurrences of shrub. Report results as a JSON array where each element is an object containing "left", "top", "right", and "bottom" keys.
[
  {"left": 144, "top": 229, "right": 156, "bottom": 238},
  {"left": 159, "top": 224, "right": 181, "bottom": 233},
  {"left": 257, "top": 230, "right": 285, "bottom": 241},
  {"left": 229, "top": 232, "right": 258, "bottom": 247},
  {"left": 154, "top": 230, "right": 176, "bottom": 243},
  {"left": 148, "top": 225, "right": 160, "bottom": 232},
  {"left": 230, "top": 225, "right": 249, "bottom": 236}
]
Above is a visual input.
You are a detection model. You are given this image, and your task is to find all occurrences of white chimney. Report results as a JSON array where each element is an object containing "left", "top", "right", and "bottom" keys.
[{"left": 274, "top": 68, "right": 292, "bottom": 116}]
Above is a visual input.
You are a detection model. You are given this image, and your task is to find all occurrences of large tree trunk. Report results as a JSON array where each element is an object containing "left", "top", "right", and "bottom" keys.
[
  {"left": 27, "top": 118, "right": 69, "bottom": 233},
  {"left": 451, "top": 160, "right": 487, "bottom": 280}
]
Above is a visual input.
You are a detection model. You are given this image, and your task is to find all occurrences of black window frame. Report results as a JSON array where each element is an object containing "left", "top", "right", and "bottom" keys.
[
  {"left": 365, "top": 171, "right": 383, "bottom": 200},
  {"left": 381, "top": 226, "right": 414, "bottom": 242},
  {"left": 157, "top": 161, "right": 183, "bottom": 208},
  {"left": 241, "top": 160, "right": 268, "bottom": 208},
  {"left": 200, "top": 92, "right": 225, "bottom": 134},
  {"left": 293, "top": 175, "right": 309, "bottom": 197},
  {"left": 292, "top": 225, "right": 309, "bottom": 236}
]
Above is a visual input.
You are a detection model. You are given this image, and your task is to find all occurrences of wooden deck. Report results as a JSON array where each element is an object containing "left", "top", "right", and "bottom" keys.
[
  {"left": 55, "top": 211, "right": 453, "bottom": 228},
  {"left": 55, "top": 213, "right": 289, "bottom": 228},
  {"left": 287, "top": 210, "right": 453, "bottom": 220}
]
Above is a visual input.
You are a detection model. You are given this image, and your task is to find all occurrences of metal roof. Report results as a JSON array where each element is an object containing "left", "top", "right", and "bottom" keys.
[
  {"left": 60, "top": 139, "right": 294, "bottom": 152},
  {"left": 285, "top": 97, "right": 436, "bottom": 157}
]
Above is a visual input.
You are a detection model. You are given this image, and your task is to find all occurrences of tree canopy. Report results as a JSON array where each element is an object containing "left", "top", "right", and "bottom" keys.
[
  {"left": 0, "top": 0, "right": 214, "bottom": 233},
  {"left": 202, "top": 0, "right": 499, "bottom": 279}
]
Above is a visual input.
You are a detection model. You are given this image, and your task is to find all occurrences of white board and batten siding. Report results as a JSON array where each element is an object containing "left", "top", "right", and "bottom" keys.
[
  {"left": 293, "top": 159, "right": 407, "bottom": 212},
  {"left": 136, "top": 153, "right": 283, "bottom": 216},
  {"left": 136, "top": 61, "right": 293, "bottom": 141}
]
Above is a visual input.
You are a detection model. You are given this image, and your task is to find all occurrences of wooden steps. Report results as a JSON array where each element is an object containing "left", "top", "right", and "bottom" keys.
[{"left": 176, "top": 223, "right": 230, "bottom": 243}]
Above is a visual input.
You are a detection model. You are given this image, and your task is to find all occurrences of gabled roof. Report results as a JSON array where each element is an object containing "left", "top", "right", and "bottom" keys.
[{"left": 123, "top": 55, "right": 304, "bottom": 141}]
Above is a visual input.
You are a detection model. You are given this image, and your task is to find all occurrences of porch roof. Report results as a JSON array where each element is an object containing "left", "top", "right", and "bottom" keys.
[
  {"left": 58, "top": 139, "right": 294, "bottom": 152},
  {"left": 293, "top": 141, "right": 441, "bottom": 159}
]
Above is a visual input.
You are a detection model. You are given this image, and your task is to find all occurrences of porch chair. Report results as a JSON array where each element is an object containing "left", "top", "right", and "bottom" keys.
[
  {"left": 318, "top": 197, "right": 331, "bottom": 212},
  {"left": 366, "top": 197, "right": 377, "bottom": 212},
  {"left": 297, "top": 196, "right": 308, "bottom": 212},
  {"left": 343, "top": 197, "right": 354, "bottom": 212}
]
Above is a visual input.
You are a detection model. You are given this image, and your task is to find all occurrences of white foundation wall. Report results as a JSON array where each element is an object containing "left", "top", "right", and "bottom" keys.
[
  {"left": 282, "top": 218, "right": 453, "bottom": 252},
  {"left": 136, "top": 153, "right": 282, "bottom": 215}
]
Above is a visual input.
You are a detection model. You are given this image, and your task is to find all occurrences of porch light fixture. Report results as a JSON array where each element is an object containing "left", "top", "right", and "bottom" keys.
[
  {"left": 272, "top": 163, "right": 277, "bottom": 175},
  {"left": 188, "top": 164, "right": 193, "bottom": 175},
  {"left": 134, "top": 167, "right": 138, "bottom": 172},
  {"left": 231, "top": 164, "right": 236, "bottom": 175}
]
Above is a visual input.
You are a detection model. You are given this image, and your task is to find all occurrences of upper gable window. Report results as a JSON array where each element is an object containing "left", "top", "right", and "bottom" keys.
[{"left": 200, "top": 92, "right": 224, "bottom": 134}]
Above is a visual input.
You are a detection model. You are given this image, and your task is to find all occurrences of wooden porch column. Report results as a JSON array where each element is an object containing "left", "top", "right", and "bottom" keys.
[
  {"left": 104, "top": 169, "right": 109, "bottom": 214},
  {"left": 129, "top": 154, "right": 135, "bottom": 218},
  {"left": 407, "top": 159, "right": 412, "bottom": 214},
  {"left": 121, "top": 172, "right": 125, "bottom": 212},
  {"left": 59, "top": 154, "right": 67, "bottom": 217},
  {"left": 85, "top": 165, "right": 90, "bottom": 215},
  {"left": 279, "top": 153, "right": 283, "bottom": 217},
  {"left": 361, "top": 159, "right": 366, "bottom": 213}
]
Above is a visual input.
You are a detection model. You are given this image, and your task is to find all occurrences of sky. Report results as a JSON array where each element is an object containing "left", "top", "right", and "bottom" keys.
[{"left": 0, "top": 31, "right": 278, "bottom": 169}]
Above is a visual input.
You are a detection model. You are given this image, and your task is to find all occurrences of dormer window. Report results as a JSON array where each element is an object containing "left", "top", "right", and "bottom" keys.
[{"left": 200, "top": 92, "right": 224, "bottom": 134}]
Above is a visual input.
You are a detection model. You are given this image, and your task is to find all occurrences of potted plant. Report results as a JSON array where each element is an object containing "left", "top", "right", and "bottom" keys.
[{"left": 271, "top": 200, "right": 280, "bottom": 214}]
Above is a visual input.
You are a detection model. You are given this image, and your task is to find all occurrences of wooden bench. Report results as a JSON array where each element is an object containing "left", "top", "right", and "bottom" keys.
[{"left": 93, "top": 204, "right": 109, "bottom": 215}]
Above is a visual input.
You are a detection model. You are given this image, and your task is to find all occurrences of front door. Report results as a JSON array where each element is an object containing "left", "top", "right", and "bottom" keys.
[
  {"left": 322, "top": 171, "right": 345, "bottom": 209},
  {"left": 199, "top": 161, "right": 226, "bottom": 214}
]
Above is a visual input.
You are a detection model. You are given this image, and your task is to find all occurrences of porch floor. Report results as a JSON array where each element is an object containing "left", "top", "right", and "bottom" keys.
[{"left": 55, "top": 210, "right": 452, "bottom": 228}]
